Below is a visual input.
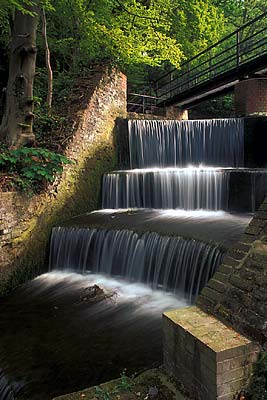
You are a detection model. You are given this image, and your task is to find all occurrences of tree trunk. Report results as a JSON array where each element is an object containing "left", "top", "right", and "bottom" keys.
[
  {"left": 0, "top": 4, "right": 39, "bottom": 147},
  {"left": 41, "top": 7, "right": 53, "bottom": 113}
]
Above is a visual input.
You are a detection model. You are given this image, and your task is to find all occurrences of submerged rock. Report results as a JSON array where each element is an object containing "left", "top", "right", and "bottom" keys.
[{"left": 78, "top": 284, "right": 115, "bottom": 304}]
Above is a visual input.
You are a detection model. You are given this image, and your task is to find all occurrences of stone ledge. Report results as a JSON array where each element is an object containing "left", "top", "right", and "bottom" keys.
[{"left": 163, "top": 306, "right": 259, "bottom": 400}]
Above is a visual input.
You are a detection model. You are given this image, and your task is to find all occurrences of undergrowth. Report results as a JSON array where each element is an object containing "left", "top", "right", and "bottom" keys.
[
  {"left": 95, "top": 370, "right": 134, "bottom": 400},
  {"left": 0, "top": 146, "right": 71, "bottom": 194}
]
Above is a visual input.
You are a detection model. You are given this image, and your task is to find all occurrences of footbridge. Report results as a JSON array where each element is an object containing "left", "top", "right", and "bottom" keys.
[{"left": 128, "top": 11, "right": 267, "bottom": 114}]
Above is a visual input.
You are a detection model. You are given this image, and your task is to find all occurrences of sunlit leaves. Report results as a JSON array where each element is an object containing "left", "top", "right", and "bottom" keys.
[{"left": 45, "top": 0, "right": 224, "bottom": 71}]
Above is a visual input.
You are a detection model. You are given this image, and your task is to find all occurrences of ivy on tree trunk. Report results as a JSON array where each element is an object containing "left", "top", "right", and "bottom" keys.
[{"left": 0, "top": 5, "right": 38, "bottom": 147}]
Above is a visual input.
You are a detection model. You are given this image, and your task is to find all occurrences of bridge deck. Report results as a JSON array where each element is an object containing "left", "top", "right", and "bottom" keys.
[{"left": 127, "top": 12, "right": 267, "bottom": 112}]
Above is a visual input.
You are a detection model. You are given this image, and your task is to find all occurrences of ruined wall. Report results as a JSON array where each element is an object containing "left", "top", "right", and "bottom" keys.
[
  {"left": 197, "top": 198, "right": 267, "bottom": 346},
  {"left": 0, "top": 69, "right": 126, "bottom": 295}
]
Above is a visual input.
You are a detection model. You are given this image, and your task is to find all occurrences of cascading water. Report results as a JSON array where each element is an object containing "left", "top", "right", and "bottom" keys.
[
  {"left": 102, "top": 168, "right": 229, "bottom": 210},
  {"left": 129, "top": 119, "right": 244, "bottom": 168},
  {"left": 0, "top": 371, "right": 18, "bottom": 400},
  {"left": 49, "top": 227, "right": 223, "bottom": 302},
  {"left": 0, "top": 116, "right": 256, "bottom": 400}
]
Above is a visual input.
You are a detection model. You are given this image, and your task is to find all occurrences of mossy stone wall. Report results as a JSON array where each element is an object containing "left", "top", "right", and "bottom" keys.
[{"left": 0, "top": 69, "right": 126, "bottom": 295}]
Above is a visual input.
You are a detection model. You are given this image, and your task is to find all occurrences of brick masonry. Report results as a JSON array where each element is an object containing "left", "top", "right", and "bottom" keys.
[
  {"left": 197, "top": 197, "right": 267, "bottom": 347},
  {"left": 163, "top": 307, "right": 259, "bottom": 400},
  {"left": 235, "top": 78, "right": 267, "bottom": 116},
  {"left": 165, "top": 106, "right": 188, "bottom": 120},
  {"left": 0, "top": 68, "right": 126, "bottom": 295}
]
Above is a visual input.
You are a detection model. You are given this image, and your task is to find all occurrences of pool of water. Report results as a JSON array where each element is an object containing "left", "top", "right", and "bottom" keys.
[{"left": 0, "top": 271, "right": 187, "bottom": 400}]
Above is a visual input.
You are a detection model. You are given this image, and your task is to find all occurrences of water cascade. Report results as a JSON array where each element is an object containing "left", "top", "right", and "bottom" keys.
[
  {"left": 0, "top": 371, "right": 16, "bottom": 400},
  {"left": 102, "top": 168, "right": 229, "bottom": 210},
  {"left": 50, "top": 118, "right": 256, "bottom": 300},
  {"left": 129, "top": 119, "right": 244, "bottom": 168},
  {"left": 1, "top": 117, "right": 259, "bottom": 399},
  {"left": 50, "top": 227, "right": 223, "bottom": 302}
]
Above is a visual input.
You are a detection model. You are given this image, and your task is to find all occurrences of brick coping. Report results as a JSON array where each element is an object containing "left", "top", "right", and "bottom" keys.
[{"left": 164, "top": 306, "right": 252, "bottom": 353}]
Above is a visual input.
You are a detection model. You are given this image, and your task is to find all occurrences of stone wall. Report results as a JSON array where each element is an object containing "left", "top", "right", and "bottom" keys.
[
  {"left": 0, "top": 68, "right": 126, "bottom": 295},
  {"left": 197, "top": 198, "right": 267, "bottom": 346}
]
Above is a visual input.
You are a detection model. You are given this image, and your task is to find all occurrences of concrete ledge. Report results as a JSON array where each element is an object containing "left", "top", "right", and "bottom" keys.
[{"left": 163, "top": 306, "right": 259, "bottom": 400}]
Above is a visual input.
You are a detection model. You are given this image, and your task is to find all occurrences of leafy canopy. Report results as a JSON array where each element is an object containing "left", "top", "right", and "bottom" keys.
[
  {"left": 45, "top": 0, "right": 225, "bottom": 72},
  {"left": 213, "top": 0, "right": 267, "bottom": 30}
]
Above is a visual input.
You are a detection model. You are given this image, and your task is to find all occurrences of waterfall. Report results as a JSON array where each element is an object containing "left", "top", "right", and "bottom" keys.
[
  {"left": 0, "top": 370, "right": 21, "bottom": 400},
  {"left": 129, "top": 119, "right": 244, "bottom": 168},
  {"left": 50, "top": 227, "right": 223, "bottom": 302},
  {"left": 102, "top": 168, "right": 229, "bottom": 210}
]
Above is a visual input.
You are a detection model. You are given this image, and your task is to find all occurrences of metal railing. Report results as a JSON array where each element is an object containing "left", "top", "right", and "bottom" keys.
[
  {"left": 153, "top": 11, "right": 267, "bottom": 104},
  {"left": 127, "top": 92, "right": 165, "bottom": 115}
]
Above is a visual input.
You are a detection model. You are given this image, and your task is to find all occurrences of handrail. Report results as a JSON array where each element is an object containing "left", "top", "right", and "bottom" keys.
[
  {"left": 128, "top": 93, "right": 159, "bottom": 100},
  {"left": 156, "top": 10, "right": 267, "bottom": 84},
  {"left": 153, "top": 11, "right": 267, "bottom": 104},
  {"left": 127, "top": 92, "right": 164, "bottom": 114},
  {"left": 127, "top": 11, "right": 267, "bottom": 112}
]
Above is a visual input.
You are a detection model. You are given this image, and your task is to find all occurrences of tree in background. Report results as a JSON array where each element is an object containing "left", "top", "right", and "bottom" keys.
[
  {"left": 0, "top": 2, "right": 38, "bottom": 146},
  {"left": 44, "top": 0, "right": 225, "bottom": 88},
  {"left": 213, "top": 0, "right": 267, "bottom": 30},
  {"left": 0, "top": 1, "right": 53, "bottom": 146},
  {"left": 0, "top": 0, "right": 226, "bottom": 147}
]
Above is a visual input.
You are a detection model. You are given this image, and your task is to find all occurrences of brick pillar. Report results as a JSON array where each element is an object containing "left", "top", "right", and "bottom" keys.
[
  {"left": 165, "top": 105, "right": 188, "bottom": 120},
  {"left": 235, "top": 78, "right": 267, "bottom": 116},
  {"left": 163, "top": 306, "right": 260, "bottom": 400}
]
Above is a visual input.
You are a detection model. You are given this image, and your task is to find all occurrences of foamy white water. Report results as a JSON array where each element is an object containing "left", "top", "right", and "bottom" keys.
[{"left": 33, "top": 271, "right": 188, "bottom": 313}]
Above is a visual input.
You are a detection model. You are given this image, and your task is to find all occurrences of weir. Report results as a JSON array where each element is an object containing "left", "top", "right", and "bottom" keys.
[
  {"left": 50, "top": 117, "right": 261, "bottom": 300},
  {"left": 49, "top": 227, "right": 222, "bottom": 302},
  {"left": 2, "top": 117, "right": 266, "bottom": 400},
  {"left": 129, "top": 119, "right": 244, "bottom": 168},
  {"left": 102, "top": 168, "right": 229, "bottom": 210},
  {"left": 102, "top": 168, "right": 267, "bottom": 211}
]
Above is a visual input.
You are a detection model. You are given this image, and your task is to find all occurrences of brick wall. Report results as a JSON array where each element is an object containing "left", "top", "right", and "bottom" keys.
[
  {"left": 235, "top": 78, "right": 267, "bottom": 116},
  {"left": 163, "top": 307, "right": 259, "bottom": 400},
  {"left": 0, "top": 68, "right": 126, "bottom": 295},
  {"left": 197, "top": 198, "right": 267, "bottom": 346}
]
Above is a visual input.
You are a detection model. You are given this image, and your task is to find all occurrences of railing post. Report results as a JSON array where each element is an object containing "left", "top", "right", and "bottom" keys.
[
  {"left": 236, "top": 30, "right": 241, "bottom": 67},
  {"left": 209, "top": 50, "right": 212, "bottom": 78},
  {"left": 187, "top": 62, "right": 190, "bottom": 89},
  {"left": 142, "top": 95, "right": 145, "bottom": 114}
]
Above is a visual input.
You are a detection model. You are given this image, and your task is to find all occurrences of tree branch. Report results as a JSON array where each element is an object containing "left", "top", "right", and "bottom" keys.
[
  {"left": 41, "top": 7, "right": 53, "bottom": 113},
  {"left": 115, "top": 0, "right": 158, "bottom": 21}
]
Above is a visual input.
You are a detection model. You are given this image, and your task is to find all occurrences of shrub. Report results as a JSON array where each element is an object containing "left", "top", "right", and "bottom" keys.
[{"left": 0, "top": 146, "right": 71, "bottom": 193}]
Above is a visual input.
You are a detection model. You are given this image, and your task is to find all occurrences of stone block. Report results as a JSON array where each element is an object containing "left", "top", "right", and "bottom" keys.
[{"left": 163, "top": 306, "right": 259, "bottom": 400}]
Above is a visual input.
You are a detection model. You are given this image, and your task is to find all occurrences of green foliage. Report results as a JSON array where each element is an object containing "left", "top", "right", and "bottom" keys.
[
  {"left": 94, "top": 370, "right": 134, "bottom": 399},
  {"left": 247, "top": 352, "right": 267, "bottom": 400},
  {"left": 212, "top": 0, "right": 267, "bottom": 31},
  {"left": 32, "top": 68, "right": 70, "bottom": 147},
  {"left": 33, "top": 108, "right": 67, "bottom": 147},
  {"left": 95, "top": 386, "right": 113, "bottom": 400},
  {"left": 170, "top": 0, "right": 225, "bottom": 58},
  {"left": 191, "top": 94, "right": 234, "bottom": 118},
  {"left": 44, "top": 0, "right": 225, "bottom": 74},
  {"left": 0, "top": 146, "right": 71, "bottom": 193},
  {"left": 117, "top": 369, "right": 134, "bottom": 391}
]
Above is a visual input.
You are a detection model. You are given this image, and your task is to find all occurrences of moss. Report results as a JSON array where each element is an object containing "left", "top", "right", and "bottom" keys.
[{"left": 0, "top": 73, "right": 124, "bottom": 295}]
